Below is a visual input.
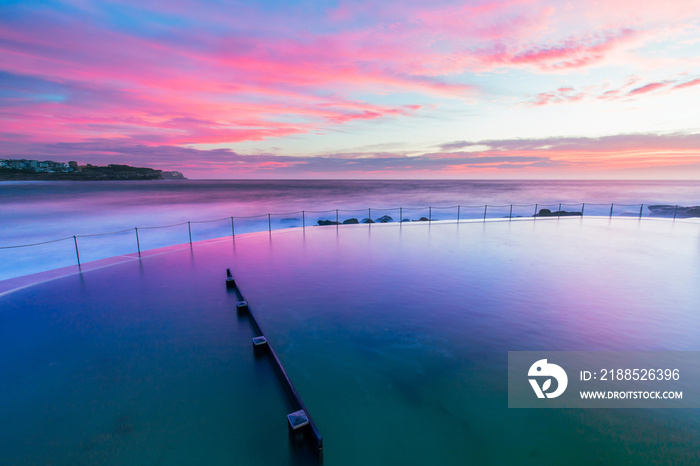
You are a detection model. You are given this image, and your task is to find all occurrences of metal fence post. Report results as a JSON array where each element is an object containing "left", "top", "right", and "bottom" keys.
[
  {"left": 336, "top": 209, "right": 339, "bottom": 225},
  {"left": 268, "top": 213, "right": 271, "bottom": 233},
  {"left": 639, "top": 204, "right": 643, "bottom": 219},
  {"left": 457, "top": 205, "right": 460, "bottom": 223},
  {"left": 188, "top": 221, "right": 192, "bottom": 245},
  {"left": 534, "top": 203, "right": 538, "bottom": 218},
  {"left": 609, "top": 204, "right": 614, "bottom": 218},
  {"left": 673, "top": 205, "right": 678, "bottom": 221},
  {"left": 303, "top": 210, "right": 305, "bottom": 230},
  {"left": 135, "top": 227, "right": 141, "bottom": 258},
  {"left": 581, "top": 203, "right": 585, "bottom": 217},
  {"left": 558, "top": 203, "right": 562, "bottom": 217},
  {"left": 231, "top": 217, "right": 235, "bottom": 239},
  {"left": 400, "top": 207, "right": 403, "bottom": 224},
  {"left": 483, "top": 205, "right": 487, "bottom": 222},
  {"left": 509, "top": 204, "right": 513, "bottom": 220},
  {"left": 73, "top": 235, "right": 81, "bottom": 271},
  {"left": 368, "top": 208, "right": 371, "bottom": 223},
  {"left": 429, "top": 207, "right": 432, "bottom": 223}
]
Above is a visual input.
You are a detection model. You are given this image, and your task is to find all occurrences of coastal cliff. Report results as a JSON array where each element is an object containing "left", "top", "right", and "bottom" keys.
[{"left": 0, "top": 161, "right": 186, "bottom": 181}]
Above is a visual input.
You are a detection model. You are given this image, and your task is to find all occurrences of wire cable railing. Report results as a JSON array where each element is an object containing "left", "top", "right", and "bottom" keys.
[
  {"left": 0, "top": 236, "right": 74, "bottom": 249},
  {"left": 1, "top": 202, "right": 697, "bottom": 275}
]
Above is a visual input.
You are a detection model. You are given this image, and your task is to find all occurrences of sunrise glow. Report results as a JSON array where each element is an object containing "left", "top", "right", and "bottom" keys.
[{"left": 1, "top": 0, "right": 700, "bottom": 179}]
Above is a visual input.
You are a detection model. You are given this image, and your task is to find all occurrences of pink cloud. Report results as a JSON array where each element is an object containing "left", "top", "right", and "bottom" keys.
[
  {"left": 256, "top": 161, "right": 304, "bottom": 169},
  {"left": 627, "top": 81, "right": 670, "bottom": 95},
  {"left": 2, "top": 0, "right": 699, "bottom": 167},
  {"left": 3, "top": 2, "right": 492, "bottom": 151},
  {"left": 573, "top": 0, "right": 700, "bottom": 25},
  {"left": 529, "top": 73, "right": 699, "bottom": 106},
  {"left": 413, "top": 0, "right": 549, "bottom": 42},
  {"left": 597, "top": 90, "right": 620, "bottom": 101},
  {"left": 673, "top": 78, "right": 700, "bottom": 90},
  {"left": 488, "top": 28, "right": 638, "bottom": 71},
  {"left": 526, "top": 88, "right": 587, "bottom": 106},
  {"left": 3, "top": 131, "right": 700, "bottom": 178}
]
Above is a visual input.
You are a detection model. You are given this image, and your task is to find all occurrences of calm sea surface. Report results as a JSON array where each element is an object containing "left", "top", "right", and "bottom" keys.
[{"left": 2, "top": 179, "right": 699, "bottom": 280}]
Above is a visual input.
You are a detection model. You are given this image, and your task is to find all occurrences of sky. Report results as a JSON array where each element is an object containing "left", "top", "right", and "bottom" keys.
[{"left": 1, "top": 0, "right": 700, "bottom": 179}]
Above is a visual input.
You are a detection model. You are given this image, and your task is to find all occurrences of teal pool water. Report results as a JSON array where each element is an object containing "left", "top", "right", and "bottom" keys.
[{"left": 2, "top": 218, "right": 700, "bottom": 465}]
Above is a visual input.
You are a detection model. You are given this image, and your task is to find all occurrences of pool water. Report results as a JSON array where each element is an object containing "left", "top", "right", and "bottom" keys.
[{"left": 2, "top": 217, "right": 699, "bottom": 465}]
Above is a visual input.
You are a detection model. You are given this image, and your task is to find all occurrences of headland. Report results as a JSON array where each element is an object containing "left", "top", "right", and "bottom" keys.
[{"left": 0, "top": 158, "right": 185, "bottom": 181}]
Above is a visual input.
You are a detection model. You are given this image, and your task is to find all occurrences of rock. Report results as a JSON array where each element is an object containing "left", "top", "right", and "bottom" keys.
[
  {"left": 648, "top": 205, "right": 700, "bottom": 218},
  {"left": 417, "top": 217, "right": 430, "bottom": 222},
  {"left": 317, "top": 219, "right": 340, "bottom": 226},
  {"left": 375, "top": 215, "right": 393, "bottom": 223},
  {"left": 402, "top": 218, "right": 410, "bottom": 222},
  {"left": 677, "top": 206, "right": 700, "bottom": 218},
  {"left": 342, "top": 218, "right": 359, "bottom": 224},
  {"left": 534, "top": 209, "right": 582, "bottom": 217},
  {"left": 361, "top": 218, "right": 375, "bottom": 223},
  {"left": 647, "top": 205, "right": 675, "bottom": 217}
]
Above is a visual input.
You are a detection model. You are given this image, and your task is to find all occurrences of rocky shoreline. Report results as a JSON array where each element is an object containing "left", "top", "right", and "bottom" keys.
[
  {"left": 648, "top": 205, "right": 700, "bottom": 218},
  {"left": 315, "top": 205, "right": 700, "bottom": 225}
]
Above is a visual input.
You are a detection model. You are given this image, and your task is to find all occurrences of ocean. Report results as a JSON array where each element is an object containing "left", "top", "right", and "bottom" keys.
[{"left": 2, "top": 179, "right": 699, "bottom": 281}]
